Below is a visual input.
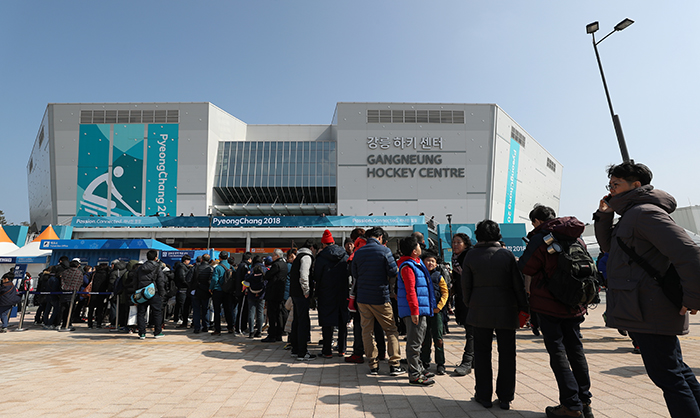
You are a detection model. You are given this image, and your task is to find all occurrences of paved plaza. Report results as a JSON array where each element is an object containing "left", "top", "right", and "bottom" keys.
[{"left": 1, "top": 299, "right": 697, "bottom": 417}]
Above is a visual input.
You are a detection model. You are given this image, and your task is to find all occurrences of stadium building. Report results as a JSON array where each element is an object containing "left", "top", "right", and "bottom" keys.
[{"left": 27, "top": 102, "right": 561, "bottom": 253}]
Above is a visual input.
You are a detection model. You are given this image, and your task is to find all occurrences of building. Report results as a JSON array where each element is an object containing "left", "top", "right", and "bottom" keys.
[{"left": 27, "top": 102, "right": 561, "bottom": 251}]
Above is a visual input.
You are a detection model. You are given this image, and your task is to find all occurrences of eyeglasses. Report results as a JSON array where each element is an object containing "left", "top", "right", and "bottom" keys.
[{"left": 606, "top": 182, "right": 624, "bottom": 191}]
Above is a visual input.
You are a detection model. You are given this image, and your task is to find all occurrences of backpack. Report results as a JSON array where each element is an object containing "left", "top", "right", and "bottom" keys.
[
  {"left": 245, "top": 265, "right": 266, "bottom": 297},
  {"left": 544, "top": 236, "right": 600, "bottom": 308},
  {"left": 221, "top": 267, "right": 236, "bottom": 294}
]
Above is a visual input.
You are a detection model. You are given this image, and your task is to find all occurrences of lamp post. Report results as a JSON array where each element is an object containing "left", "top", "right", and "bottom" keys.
[
  {"left": 586, "top": 18, "right": 634, "bottom": 163},
  {"left": 207, "top": 206, "right": 213, "bottom": 249}
]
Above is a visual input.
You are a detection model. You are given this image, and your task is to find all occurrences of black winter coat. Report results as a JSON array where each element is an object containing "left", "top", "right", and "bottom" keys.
[
  {"left": 314, "top": 244, "right": 350, "bottom": 327},
  {"left": 136, "top": 260, "right": 166, "bottom": 297},
  {"left": 265, "top": 258, "right": 288, "bottom": 301},
  {"left": 462, "top": 242, "right": 529, "bottom": 329}
]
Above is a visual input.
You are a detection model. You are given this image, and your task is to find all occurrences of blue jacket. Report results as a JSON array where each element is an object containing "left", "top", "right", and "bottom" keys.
[
  {"left": 397, "top": 257, "right": 435, "bottom": 318},
  {"left": 351, "top": 238, "right": 398, "bottom": 305},
  {"left": 210, "top": 259, "right": 231, "bottom": 291}
]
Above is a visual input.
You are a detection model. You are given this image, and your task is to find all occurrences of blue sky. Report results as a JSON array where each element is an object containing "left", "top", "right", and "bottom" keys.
[{"left": 1, "top": 1, "right": 698, "bottom": 225}]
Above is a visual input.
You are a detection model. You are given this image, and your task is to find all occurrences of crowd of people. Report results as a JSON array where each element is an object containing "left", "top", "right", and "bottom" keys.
[{"left": 5, "top": 161, "right": 700, "bottom": 418}]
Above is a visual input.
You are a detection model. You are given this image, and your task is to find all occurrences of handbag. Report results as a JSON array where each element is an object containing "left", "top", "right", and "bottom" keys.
[
  {"left": 131, "top": 283, "right": 156, "bottom": 304},
  {"left": 616, "top": 237, "right": 683, "bottom": 310}
]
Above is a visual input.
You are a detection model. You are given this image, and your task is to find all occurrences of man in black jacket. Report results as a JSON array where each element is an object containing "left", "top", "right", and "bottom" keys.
[
  {"left": 233, "top": 252, "right": 252, "bottom": 335},
  {"left": 136, "top": 250, "right": 166, "bottom": 339},
  {"left": 192, "top": 254, "right": 213, "bottom": 334},
  {"left": 262, "top": 249, "right": 288, "bottom": 342},
  {"left": 173, "top": 254, "right": 192, "bottom": 327}
]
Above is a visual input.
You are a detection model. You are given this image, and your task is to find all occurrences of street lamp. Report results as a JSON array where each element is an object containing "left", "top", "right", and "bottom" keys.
[{"left": 586, "top": 18, "right": 635, "bottom": 163}]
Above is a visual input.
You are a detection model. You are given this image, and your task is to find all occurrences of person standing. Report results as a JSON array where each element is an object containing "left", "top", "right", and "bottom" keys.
[
  {"left": 262, "top": 249, "right": 288, "bottom": 342},
  {"left": 463, "top": 220, "right": 529, "bottom": 410},
  {"left": 451, "top": 233, "right": 475, "bottom": 376},
  {"left": 594, "top": 162, "right": 700, "bottom": 418},
  {"left": 191, "top": 254, "right": 214, "bottom": 334},
  {"left": 289, "top": 240, "right": 316, "bottom": 360},
  {"left": 210, "top": 251, "right": 234, "bottom": 335},
  {"left": 136, "top": 250, "right": 166, "bottom": 339},
  {"left": 352, "top": 227, "right": 405, "bottom": 376},
  {"left": 314, "top": 230, "right": 350, "bottom": 358},
  {"left": 396, "top": 235, "right": 435, "bottom": 386},
  {"left": 519, "top": 205, "right": 592, "bottom": 418},
  {"left": 173, "top": 254, "right": 192, "bottom": 327}
]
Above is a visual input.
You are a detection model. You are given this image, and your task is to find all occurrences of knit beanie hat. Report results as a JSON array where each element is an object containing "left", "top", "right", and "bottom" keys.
[{"left": 321, "top": 229, "right": 334, "bottom": 244}]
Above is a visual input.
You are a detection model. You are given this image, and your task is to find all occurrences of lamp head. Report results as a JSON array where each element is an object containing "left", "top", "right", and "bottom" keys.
[
  {"left": 586, "top": 21, "right": 599, "bottom": 34},
  {"left": 614, "top": 18, "right": 634, "bottom": 31}
]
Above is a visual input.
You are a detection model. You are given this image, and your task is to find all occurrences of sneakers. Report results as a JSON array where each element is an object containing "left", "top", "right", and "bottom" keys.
[
  {"left": 389, "top": 366, "right": 407, "bottom": 376},
  {"left": 545, "top": 405, "right": 583, "bottom": 417},
  {"left": 43, "top": 325, "right": 56, "bottom": 330},
  {"left": 0, "top": 328, "right": 7, "bottom": 333},
  {"left": 369, "top": 368, "right": 379, "bottom": 375},
  {"left": 139, "top": 335, "right": 146, "bottom": 340},
  {"left": 321, "top": 353, "right": 333, "bottom": 359},
  {"left": 211, "top": 331, "right": 221, "bottom": 336},
  {"left": 283, "top": 343, "right": 293, "bottom": 350},
  {"left": 422, "top": 371, "right": 435, "bottom": 378},
  {"left": 436, "top": 365, "right": 446, "bottom": 375},
  {"left": 297, "top": 353, "right": 317, "bottom": 361},
  {"left": 582, "top": 403, "right": 594, "bottom": 418},
  {"left": 345, "top": 354, "right": 364, "bottom": 364},
  {"left": 254, "top": 331, "right": 262, "bottom": 338},
  {"left": 261, "top": 336, "right": 277, "bottom": 343},
  {"left": 497, "top": 399, "right": 511, "bottom": 410},
  {"left": 154, "top": 333, "right": 164, "bottom": 339},
  {"left": 409, "top": 375, "right": 435, "bottom": 386},
  {"left": 454, "top": 362, "right": 472, "bottom": 376}
]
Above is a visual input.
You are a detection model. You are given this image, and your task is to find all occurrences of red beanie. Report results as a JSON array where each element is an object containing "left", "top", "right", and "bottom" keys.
[{"left": 322, "top": 229, "right": 334, "bottom": 244}]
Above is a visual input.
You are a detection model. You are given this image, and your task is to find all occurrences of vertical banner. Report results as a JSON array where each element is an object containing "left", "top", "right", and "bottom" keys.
[
  {"left": 111, "top": 124, "right": 145, "bottom": 216},
  {"left": 503, "top": 138, "right": 520, "bottom": 223},
  {"left": 145, "top": 124, "right": 178, "bottom": 216},
  {"left": 76, "top": 124, "right": 111, "bottom": 216}
]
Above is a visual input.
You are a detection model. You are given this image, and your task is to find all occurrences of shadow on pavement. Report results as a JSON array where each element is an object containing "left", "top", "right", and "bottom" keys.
[{"left": 318, "top": 392, "right": 540, "bottom": 417}]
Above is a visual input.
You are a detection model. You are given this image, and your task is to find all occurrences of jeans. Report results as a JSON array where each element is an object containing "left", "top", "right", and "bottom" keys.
[
  {"left": 137, "top": 295, "right": 163, "bottom": 336},
  {"left": 473, "top": 327, "right": 516, "bottom": 402},
  {"left": 290, "top": 295, "right": 311, "bottom": 355},
  {"left": 247, "top": 296, "right": 264, "bottom": 335},
  {"left": 172, "top": 289, "right": 188, "bottom": 324},
  {"left": 462, "top": 322, "right": 475, "bottom": 366},
  {"left": 191, "top": 295, "right": 210, "bottom": 331},
  {"left": 421, "top": 311, "right": 445, "bottom": 367},
  {"left": 357, "top": 302, "right": 401, "bottom": 368},
  {"left": 537, "top": 313, "right": 591, "bottom": 411},
  {"left": 404, "top": 316, "right": 428, "bottom": 379},
  {"left": 212, "top": 290, "right": 234, "bottom": 333},
  {"left": 0, "top": 306, "right": 10, "bottom": 328},
  {"left": 629, "top": 331, "right": 700, "bottom": 418}
]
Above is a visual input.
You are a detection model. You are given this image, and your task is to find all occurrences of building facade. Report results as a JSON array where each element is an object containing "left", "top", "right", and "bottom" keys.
[{"left": 28, "top": 102, "right": 562, "bottom": 234}]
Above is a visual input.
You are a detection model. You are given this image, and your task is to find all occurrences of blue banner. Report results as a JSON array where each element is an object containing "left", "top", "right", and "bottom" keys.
[
  {"left": 503, "top": 138, "right": 520, "bottom": 223},
  {"left": 71, "top": 215, "right": 425, "bottom": 228}
]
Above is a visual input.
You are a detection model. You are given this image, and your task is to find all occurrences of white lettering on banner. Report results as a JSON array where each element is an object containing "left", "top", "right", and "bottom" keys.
[
  {"left": 155, "top": 134, "right": 169, "bottom": 215},
  {"left": 212, "top": 217, "right": 282, "bottom": 227}
]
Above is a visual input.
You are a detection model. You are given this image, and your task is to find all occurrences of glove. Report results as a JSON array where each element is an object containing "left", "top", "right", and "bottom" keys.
[
  {"left": 348, "top": 296, "right": 357, "bottom": 313},
  {"left": 518, "top": 311, "right": 530, "bottom": 328}
]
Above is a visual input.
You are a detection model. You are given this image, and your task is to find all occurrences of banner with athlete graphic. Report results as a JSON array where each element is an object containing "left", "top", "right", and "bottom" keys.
[{"left": 75, "top": 123, "right": 178, "bottom": 217}]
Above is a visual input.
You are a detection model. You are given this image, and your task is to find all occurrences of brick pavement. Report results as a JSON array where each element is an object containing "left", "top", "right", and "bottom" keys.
[{"left": 1, "top": 301, "right": 697, "bottom": 417}]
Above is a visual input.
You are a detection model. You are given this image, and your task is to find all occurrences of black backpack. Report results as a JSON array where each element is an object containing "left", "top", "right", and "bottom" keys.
[
  {"left": 246, "top": 265, "right": 266, "bottom": 296},
  {"left": 221, "top": 267, "right": 237, "bottom": 294},
  {"left": 544, "top": 236, "right": 600, "bottom": 308}
]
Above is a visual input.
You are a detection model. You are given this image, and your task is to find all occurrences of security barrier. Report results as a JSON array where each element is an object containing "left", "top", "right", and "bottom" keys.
[{"left": 14, "top": 290, "right": 116, "bottom": 332}]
